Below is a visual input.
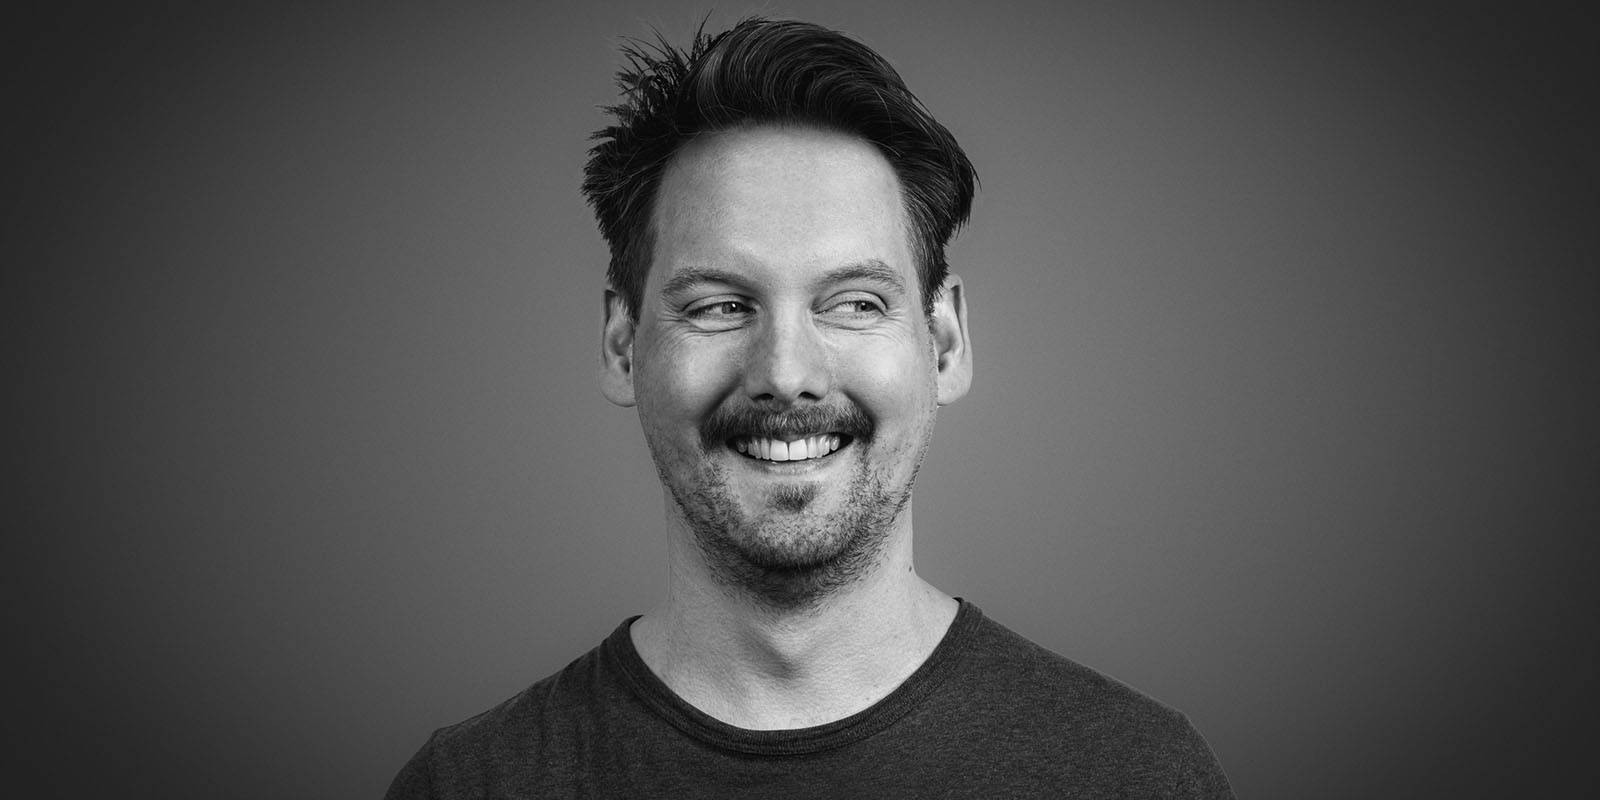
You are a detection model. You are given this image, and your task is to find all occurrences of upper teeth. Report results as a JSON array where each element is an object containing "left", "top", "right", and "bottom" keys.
[{"left": 735, "top": 435, "right": 842, "bottom": 462}]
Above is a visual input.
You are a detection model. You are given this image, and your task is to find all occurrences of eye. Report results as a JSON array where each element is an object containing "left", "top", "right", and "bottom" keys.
[
  {"left": 684, "top": 298, "right": 754, "bottom": 328},
  {"left": 691, "top": 300, "right": 749, "bottom": 316},
  {"left": 820, "top": 294, "right": 887, "bottom": 320}
]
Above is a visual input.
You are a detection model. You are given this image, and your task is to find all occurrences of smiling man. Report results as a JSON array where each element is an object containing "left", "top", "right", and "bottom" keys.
[
  {"left": 613, "top": 125, "right": 960, "bottom": 629},
  {"left": 387, "top": 18, "right": 1233, "bottom": 797}
]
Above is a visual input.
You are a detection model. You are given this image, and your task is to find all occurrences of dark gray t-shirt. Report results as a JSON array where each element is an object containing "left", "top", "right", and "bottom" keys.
[{"left": 386, "top": 601, "right": 1234, "bottom": 798}]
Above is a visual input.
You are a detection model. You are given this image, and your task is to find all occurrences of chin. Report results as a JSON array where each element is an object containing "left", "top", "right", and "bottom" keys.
[
  {"left": 714, "top": 519, "right": 885, "bottom": 609},
  {"left": 688, "top": 490, "right": 908, "bottom": 609},
  {"left": 728, "top": 514, "right": 865, "bottom": 569},
  {"left": 660, "top": 434, "right": 919, "bottom": 608}
]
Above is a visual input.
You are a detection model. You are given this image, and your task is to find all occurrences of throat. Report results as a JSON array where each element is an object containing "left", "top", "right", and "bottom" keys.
[{"left": 630, "top": 583, "right": 959, "bottom": 730}]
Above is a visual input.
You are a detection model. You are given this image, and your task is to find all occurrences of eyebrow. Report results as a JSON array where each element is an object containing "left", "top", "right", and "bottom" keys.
[
  {"left": 815, "top": 259, "right": 906, "bottom": 294},
  {"left": 659, "top": 267, "right": 747, "bottom": 299},
  {"left": 658, "top": 259, "right": 907, "bottom": 298}
]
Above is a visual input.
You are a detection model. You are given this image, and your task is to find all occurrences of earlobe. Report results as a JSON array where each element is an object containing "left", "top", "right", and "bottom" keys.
[
  {"left": 932, "top": 274, "right": 973, "bottom": 405},
  {"left": 600, "top": 289, "right": 637, "bottom": 407}
]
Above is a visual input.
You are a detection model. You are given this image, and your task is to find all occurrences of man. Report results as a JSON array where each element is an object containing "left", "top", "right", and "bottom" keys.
[{"left": 388, "top": 17, "right": 1233, "bottom": 797}]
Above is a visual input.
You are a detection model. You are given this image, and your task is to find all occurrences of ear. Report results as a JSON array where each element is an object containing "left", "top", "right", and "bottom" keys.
[
  {"left": 931, "top": 274, "right": 973, "bottom": 405},
  {"left": 600, "top": 289, "right": 637, "bottom": 407}
]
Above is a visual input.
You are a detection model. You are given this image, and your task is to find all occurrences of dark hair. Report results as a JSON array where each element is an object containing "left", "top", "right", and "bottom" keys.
[{"left": 582, "top": 17, "right": 977, "bottom": 321}]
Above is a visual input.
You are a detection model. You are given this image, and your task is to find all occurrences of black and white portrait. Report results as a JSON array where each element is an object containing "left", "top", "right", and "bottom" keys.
[{"left": 9, "top": 2, "right": 1595, "bottom": 797}]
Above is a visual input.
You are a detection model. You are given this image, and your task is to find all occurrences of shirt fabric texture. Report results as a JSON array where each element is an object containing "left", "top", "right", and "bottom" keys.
[{"left": 386, "top": 600, "right": 1235, "bottom": 798}]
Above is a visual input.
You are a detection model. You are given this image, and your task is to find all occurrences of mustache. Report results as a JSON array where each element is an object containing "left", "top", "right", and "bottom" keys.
[{"left": 700, "top": 404, "right": 874, "bottom": 448}]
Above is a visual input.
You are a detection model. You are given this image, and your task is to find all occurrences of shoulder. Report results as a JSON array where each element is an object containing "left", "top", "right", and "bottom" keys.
[
  {"left": 934, "top": 607, "right": 1234, "bottom": 796},
  {"left": 960, "top": 612, "right": 1186, "bottom": 732},
  {"left": 384, "top": 644, "right": 613, "bottom": 800}
]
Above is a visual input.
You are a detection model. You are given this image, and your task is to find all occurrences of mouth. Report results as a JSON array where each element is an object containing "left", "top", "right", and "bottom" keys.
[
  {"left": 703, "top": 404, "right": 871, "bottom": 466},
  {"left": 729, "top": 434, "right": 852, "bottom": 463}
]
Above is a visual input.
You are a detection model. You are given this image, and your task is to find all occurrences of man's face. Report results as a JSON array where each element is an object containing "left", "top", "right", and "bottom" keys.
[{"left": 602, "top": 125, "right": 969, "bottom": 603}]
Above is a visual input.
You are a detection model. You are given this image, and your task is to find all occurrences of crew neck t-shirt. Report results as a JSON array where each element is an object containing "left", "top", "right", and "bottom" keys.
[{"left": 386, "top": 600, "right": 1235, "bottom": 798}]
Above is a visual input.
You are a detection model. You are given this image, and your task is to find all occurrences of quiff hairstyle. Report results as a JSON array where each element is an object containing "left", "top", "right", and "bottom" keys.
[{"left": 582, "top": 17, "right": 977, "bottom": 321}]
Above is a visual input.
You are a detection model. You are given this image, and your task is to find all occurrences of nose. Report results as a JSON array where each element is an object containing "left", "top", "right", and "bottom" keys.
[{"left": 741, "top": 311, "right": 831, "bottom": 408}]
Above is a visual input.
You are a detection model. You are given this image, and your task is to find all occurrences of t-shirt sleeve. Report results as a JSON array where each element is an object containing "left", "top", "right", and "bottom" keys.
[
  {"left": 1164, "top": 714, "right": 1236, "bottom": 799},
  {"left": 383, "top": 734, "right": 437, "bottom": 800}
]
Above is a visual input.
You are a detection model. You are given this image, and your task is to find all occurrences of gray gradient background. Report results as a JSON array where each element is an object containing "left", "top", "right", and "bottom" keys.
[{"left": 9, "top": 1, "right": 1597, "bottom": 797}]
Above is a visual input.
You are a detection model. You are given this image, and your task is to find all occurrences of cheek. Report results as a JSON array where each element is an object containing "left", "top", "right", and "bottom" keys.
[
  {"left": 635, "top": 335, "right": 737, "bottom": 420},
  {"left": 837, "top": 339, "right": 938, "bottom": 415}
]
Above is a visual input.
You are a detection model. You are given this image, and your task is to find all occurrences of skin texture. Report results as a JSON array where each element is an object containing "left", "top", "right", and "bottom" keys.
[{"left": 601, "top": 125, "right": 972, "bottom": 727}]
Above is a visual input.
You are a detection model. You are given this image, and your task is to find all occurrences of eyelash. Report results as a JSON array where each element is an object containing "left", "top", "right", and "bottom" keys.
[
  {"left": 827, "top": 298, "right": 884, "bottom": 315},
  {"left": 686, "top": 300, "right": 752, "bottom": 319},
  {"left": 682, "top": 296, "right": 887, "bottom": 323}
]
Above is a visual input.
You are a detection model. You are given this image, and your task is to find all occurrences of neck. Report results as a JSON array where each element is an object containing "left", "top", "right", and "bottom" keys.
[{"left": 631, "top": 511, "right": 957, "bottom": 730}]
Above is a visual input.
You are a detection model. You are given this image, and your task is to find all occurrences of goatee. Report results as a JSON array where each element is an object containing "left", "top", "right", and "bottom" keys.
[{"left": 655, "top": 402, "right": 921, "bottom": 610}]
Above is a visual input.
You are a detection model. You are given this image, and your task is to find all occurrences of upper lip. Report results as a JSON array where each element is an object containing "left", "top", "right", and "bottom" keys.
[
  {"left": 731, "top": 428, "right": 842, "bottom": 441},
  {"left": 699, "top": 405, "right": 873, "bottom": 450}
]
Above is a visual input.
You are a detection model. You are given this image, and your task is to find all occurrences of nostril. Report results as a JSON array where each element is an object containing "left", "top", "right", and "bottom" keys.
[{"left": 741, "top": 330, "right": 832, "bottom": 402}]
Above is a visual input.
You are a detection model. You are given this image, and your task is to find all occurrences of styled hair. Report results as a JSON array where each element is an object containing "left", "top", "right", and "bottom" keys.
[{"left": 582, "top": 17, "right": 977, "bottom": 321}]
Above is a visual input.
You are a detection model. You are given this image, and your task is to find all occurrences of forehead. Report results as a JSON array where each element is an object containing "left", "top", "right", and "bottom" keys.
[{"left": 647, "top": 125, "right": 912, "bottom": 292}]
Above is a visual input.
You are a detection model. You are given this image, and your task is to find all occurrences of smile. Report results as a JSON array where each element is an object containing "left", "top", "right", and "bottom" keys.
[{"left": 730, "top": 434, "right": 847, "bottom": 462}]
